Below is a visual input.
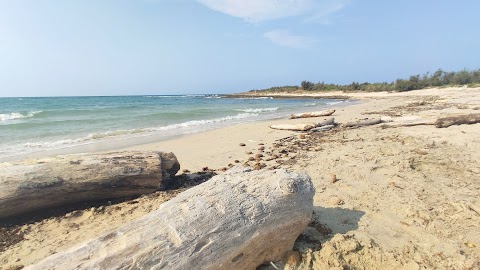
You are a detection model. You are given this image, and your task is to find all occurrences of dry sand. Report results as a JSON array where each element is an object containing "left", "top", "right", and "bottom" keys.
[{"left": 1, "top": 87, "right": 480, "bottom": 269}]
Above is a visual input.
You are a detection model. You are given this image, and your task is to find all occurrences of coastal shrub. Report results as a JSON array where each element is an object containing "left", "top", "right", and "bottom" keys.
[
  {"left": 246, "top": 68, "right": 480, "bottom": 93},
  {"left": 301, "top": 80, "right": 314, "bottom": 91},
  {"left": 453, "top": 69, "right": 473, "bottom": 85}
]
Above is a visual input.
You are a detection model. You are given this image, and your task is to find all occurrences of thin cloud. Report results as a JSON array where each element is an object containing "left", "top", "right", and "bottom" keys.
[
  {"left": 306, "top": 0, "right": 349, "bottom": 24},
  {"left": 264, "top": 30, "right": 317, "bottom": 49},
  {"left": 197, "top": 0, "right": 348, "bottom": 23}
]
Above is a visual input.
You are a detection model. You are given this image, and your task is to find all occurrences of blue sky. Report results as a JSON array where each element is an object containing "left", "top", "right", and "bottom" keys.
[{"left": 0, "top": 0, "right": 479, "bottom": 97}]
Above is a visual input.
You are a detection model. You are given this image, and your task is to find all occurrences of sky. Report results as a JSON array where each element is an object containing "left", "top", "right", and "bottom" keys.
[{"left": 0, "top": 0, "right": 479, "bottom": 97}]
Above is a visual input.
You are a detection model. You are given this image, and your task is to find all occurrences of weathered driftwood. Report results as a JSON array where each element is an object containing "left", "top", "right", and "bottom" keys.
[
  {"left": 270, "top": 123, "right": 316, "bottom": 131},
  {"left": 382, "top": 120, "right": 436, "bottom": 128},
  {"left": 380, "top": 115, "right": 436, "bottom": 128},
  {"left": 289, "top": 109, "right": 335, "bottom": 119},
  {"left": 315, "top": 117, "right": 335, "bottom": 127},
  {"left": 435, "top": 113, "right": 480, "bottom": 128},
  {"left": 26, "top": 168, "right": 315, "bottom": 270},
  {"left": 270, "top": 117, "right": 335, "bottom": 131},
  {"left": 344, "top": 118, "right": 382, "bottom": 128},
  {"left": 310, "top": 124, "right": 336, "bottom": 132},
  {"left": 0, "top": 151, "right": 180, "bottom": 219}
]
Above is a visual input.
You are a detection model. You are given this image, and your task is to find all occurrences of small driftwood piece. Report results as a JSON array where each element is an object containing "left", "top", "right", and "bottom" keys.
[
  {"left": 434, "top": 113, "right": 480, "bottom": 128},
  {"left": 316, "top": 117, "right": 335, "bottom": 127},
  {"left": 310, "top": 124, "right": 335, "bottom": 132},
  {"left": 289, "top": 109, "right": 335, "bottom": 119},
  {"left": 344, "top": 118, "right": 382, "bottom": 128},
  {"left": 0, "top": 151, "right": 180, "bottom": 219},
  {"left": 270, "top": 123, "right": 316, "bottom": 131},
  {"left": 270, "top": 117, "right": 335, "bottom": 131},
  {"left": 25, "top": 168, "right": 315, "bottom": 270}
]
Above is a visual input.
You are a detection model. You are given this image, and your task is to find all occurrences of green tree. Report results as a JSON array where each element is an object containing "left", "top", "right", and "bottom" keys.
[
  {"left": 301, "top": 80, "right": 314, "bottom": 90},
  {"left": 453, "top": 69, "right": 472, "bottom": 85},
  {"left": 350, "top": 82, "right": 360, "bottom": 91}
]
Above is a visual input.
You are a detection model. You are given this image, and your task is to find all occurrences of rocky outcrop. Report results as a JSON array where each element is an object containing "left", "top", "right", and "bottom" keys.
[
  {"left": 0, "top": 151, "right": 179, "bottom": 219},
  {"left": 25, "top": 168, "right": 315, "bottom": 270}
]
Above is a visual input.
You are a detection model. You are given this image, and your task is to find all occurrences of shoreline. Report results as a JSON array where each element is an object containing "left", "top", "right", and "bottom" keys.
[
  {"left": 1, "top": 86, "right": 480, "bottom": 269},
  {"left": 223, "top": 93, "right": 352, "bottom": 100},
  {"left": 0, "top": 98, "right": 354, "bottom": 164}
]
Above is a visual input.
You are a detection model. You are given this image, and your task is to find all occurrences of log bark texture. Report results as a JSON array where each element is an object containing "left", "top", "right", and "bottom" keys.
[
  {"left": 434, "top": 113, "right": 480, "bottom": 128},
  {"left": 25, "top": 168, "right": 315, "bottom": 270},
  {"left": 0, "top": 151, "right": 180, "bottom": 219},
  {"left": 289, "top": 109, "right": 335, "bottom": 119},
  {"left": 270, "top": 117, "right": 335, "bottom": 131},
  {"left": 344, "top": 118, "right": 382, "bottom": 128}
]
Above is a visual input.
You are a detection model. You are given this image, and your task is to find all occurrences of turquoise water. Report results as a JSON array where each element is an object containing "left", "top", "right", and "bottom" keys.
[{"left": 0, "top": 95, "right": 347, "bottom": 160}]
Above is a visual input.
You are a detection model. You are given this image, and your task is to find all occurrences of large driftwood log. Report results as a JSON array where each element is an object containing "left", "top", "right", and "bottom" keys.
[
  {"left": 289, "top": 109, "right": 335, "bottom": 119},
  {"left": 0, "top": 151, "right": 180, "bottom": 219},
  {"left": 26, "top": 168, "right": 315, "bottom": 270},
  {"left": 270, "top": 117, "right": 335, "bottom": 131},
  {"left": 344, "top": 118, "right": 382, "bottom": 128},
  {"left": 435, "top": 113, "right": 480, "bottom": 128}
]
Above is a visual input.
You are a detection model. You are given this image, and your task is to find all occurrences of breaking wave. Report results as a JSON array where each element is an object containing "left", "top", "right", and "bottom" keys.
[
  {"left": 0, "top": 111, "right": 42, "bottom": 121},
  {"left": 233, "top": 107, "right": 279, "bottom": 113}
]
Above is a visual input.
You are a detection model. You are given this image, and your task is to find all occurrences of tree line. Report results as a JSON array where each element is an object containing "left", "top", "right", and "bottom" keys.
[{"left": 249, "top": 68, "right": 480, "bottom": 93}]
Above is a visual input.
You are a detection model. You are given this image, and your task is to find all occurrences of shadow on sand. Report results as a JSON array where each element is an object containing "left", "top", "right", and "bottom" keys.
[{"left": 294, "top": 206, "right": 365, "bottom": 252}]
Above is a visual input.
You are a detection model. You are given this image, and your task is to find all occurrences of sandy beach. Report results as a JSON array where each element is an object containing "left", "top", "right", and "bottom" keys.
[{"left": 1, "top": 87, "right": 480, "bottom": 269}]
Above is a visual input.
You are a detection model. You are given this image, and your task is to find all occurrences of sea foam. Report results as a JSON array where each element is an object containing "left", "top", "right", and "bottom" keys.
[
  {"left": 0, "top": 111, "right": 42, "bottom": 121},
  {"left": 233, "top": 107, "right": 279, "bottom": 113},
  {"left": 153, "top": 113, "right": 259, "bottom": 131},
  {"left": 326, "top": 100, "right": 347, "bottom": 105}
]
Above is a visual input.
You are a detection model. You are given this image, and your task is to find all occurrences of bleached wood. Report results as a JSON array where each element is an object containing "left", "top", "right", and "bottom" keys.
[
  {"left": 310, "top": 124, "right": 336, "bottom": 132},
  {"left": 25, "top": 168, "right": 315, "bottom": 270},
  {"left": 289, "top": 109, "right": 335, "bottom": 119},
  {"left": 270, "top": 123, "right": 317, "bottom": 131},
  {"left": 344, "top": 118, "right": 382, "bottom": 128},
  {"left": 0, "top": 151, "right": 179, "bottom": 219},
  {"left": 270, "top": 117, "right": 335, "bottom": 131}
]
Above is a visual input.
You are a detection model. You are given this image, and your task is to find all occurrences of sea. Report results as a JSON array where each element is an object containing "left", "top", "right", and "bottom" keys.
[{"left": 0, "top": 95, "right": 349, "bottom": 161}]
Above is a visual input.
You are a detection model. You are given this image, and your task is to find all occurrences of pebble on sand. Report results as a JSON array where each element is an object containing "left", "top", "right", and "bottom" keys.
[
  {"left": 284, "top": 251, "right": 301, "bottom": 267},
  {"left": 330, "top": 174, "right": 337, "bottom": 183}
]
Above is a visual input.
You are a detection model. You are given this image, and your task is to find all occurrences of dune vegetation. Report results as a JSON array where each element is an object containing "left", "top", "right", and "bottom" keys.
[{"left": 248, "top": 68, "right": 480, "bottom": 93}]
